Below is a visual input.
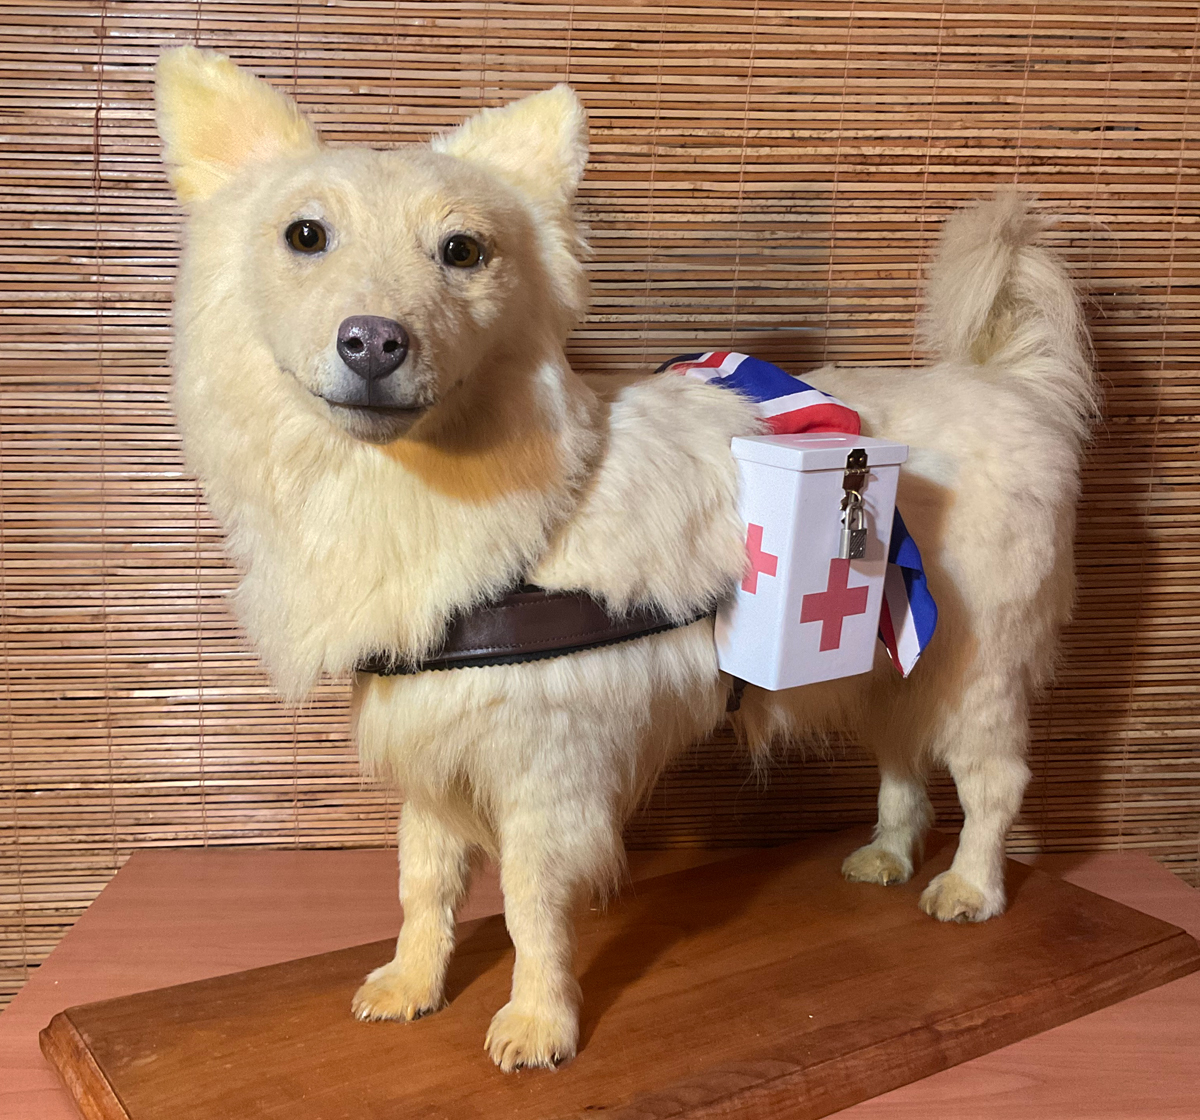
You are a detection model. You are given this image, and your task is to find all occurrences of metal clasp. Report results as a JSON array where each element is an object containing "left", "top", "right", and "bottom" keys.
[{"left": 838, "top": 449, "right": 869, "bottom": 560}]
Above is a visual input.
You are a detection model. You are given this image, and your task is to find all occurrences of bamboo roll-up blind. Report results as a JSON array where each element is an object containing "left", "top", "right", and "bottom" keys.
[{"left": 2, "top": 0, "right": 1198, "bottom": 1009}]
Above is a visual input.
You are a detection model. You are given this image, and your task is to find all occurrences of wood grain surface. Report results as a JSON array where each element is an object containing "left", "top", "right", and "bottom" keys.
[{"left": 37, "top": 833, "right": 1200, "bottom": 1120}]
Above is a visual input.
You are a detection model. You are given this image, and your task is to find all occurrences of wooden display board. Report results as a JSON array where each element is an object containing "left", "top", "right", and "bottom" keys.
[{"left": 41, "top": 833, "right": 1200, "bottom": 1120}]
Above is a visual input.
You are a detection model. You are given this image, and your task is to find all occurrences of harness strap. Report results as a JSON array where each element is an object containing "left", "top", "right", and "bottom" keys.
[{"left": 355, "top": 585, "right": 709, "bottom": 675}]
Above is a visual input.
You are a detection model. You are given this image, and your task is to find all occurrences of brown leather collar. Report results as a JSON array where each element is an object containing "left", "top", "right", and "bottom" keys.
[{"left": 356, "top": 585, "right": 707, "bottom": 675}]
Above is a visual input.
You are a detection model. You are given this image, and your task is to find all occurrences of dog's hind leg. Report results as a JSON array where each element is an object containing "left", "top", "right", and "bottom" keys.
[
  {"left": 919, "top": 678, "right": 1031, "bottom": 922},
  {"left": 352, "top": 800, "right": 472, "bottom": 1021},
  {"left": 842, "top": 754, "right": 934, "bottom": 886}
]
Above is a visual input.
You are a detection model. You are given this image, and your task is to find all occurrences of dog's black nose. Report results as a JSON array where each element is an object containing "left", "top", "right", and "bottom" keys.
[{"left": 336, "top": 315, "right": 409, "bottom": 381}]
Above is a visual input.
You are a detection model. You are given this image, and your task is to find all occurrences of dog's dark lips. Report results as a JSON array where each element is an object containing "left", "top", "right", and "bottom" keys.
[
  {"left": 326, "top": 400, "right": 427, "bottom": 418},
  {"left": 321, "top": 398, "right": 431, "bottom": 442}
]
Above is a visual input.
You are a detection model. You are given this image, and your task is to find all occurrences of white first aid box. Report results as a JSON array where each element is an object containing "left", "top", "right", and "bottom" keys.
[{"left": 715, "top": 433, "right": 909, "bottom": 690}]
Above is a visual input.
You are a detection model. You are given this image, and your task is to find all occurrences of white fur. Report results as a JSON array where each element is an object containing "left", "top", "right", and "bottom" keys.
[{"left": 156, "top": 50, "right": 1096, "bottom": 1069}]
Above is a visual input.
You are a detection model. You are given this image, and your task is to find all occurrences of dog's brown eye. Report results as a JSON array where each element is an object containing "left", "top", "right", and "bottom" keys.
[
  {"left": 442, "top": 234, "right": 483, "bottom": 269},
  {"left": 286, "top": 220, "right": 327, "bottom": 254}
]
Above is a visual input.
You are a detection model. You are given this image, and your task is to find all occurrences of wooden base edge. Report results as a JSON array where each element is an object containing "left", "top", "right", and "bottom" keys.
[
  {"left": 40, "top": 1012, "right": 131, "bottom": 1120},
  {"left": 596, "top": 928, "right": 1200, "bottom": 1120}
]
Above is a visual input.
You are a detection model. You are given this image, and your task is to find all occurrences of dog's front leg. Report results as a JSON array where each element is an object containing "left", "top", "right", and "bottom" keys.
[
  {"left": 352, "top": 800, "right": 471, "bottom": 1021},
  {"left": 485, "top": 799, "right": 611, "bottom": 1071}
]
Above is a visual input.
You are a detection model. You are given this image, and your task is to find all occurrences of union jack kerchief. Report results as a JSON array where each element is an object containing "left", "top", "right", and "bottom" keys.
[{"left": 658, "top": 351, "right": 937, "bottom": 676}]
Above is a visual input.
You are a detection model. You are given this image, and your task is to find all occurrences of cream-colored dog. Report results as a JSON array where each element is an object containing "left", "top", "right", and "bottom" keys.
[{"left": 155, "top": 48, "right": 1096, "bottom": 1071}]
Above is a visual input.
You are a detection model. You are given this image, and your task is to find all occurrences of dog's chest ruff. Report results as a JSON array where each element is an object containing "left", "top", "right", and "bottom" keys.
[{"left": 357, "top": 376, "right": 760, "bottom": 677}]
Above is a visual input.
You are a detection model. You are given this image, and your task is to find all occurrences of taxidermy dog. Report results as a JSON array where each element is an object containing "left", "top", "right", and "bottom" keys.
[{"left": 155, "top": 48, "right": 1095, "bottom": 1071}]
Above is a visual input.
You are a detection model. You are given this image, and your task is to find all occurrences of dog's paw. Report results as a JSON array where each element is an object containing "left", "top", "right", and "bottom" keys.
[
  {"left": 351, "top": 961, "right": 445, "bottom": 1022},
  {"left": 842, "top": 843, "right": 912, "bottom": 886},
  {"left": 485, "top": 1001, "right": 578, "bottom": 1072},
  {"left": 919, "top": 870, "right": 1004, "bottom": 923}
]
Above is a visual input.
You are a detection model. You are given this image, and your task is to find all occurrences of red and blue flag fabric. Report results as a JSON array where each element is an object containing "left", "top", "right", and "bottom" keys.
[
  {"left": 879, "top": 509, "right": 938, "bottom": 676},
  {"left": 658, "top": 350, "right": 937, "bottom": 677}
]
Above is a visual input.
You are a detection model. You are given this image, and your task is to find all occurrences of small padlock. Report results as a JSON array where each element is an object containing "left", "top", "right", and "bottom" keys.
[{"left": 839, "top": 494, "right": 868, "bottom": 560}]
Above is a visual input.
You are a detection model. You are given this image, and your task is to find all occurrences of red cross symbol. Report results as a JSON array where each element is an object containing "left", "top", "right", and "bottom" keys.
[
  {"left": 800, "top": 559, "right": 869, "bottom": 651},
  {"left": 742, "top": 523, "right": 778, "bottom": 593}
]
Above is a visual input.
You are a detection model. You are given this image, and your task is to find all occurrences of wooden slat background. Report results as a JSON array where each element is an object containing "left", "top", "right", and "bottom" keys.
[{"left": 2, "top": 0, "right": 1198, "bottom": 1010}]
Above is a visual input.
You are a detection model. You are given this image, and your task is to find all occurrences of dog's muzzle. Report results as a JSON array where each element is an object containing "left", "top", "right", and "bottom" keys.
[{"left": 316, "top": 315, "right": 434, "bottom": 429}]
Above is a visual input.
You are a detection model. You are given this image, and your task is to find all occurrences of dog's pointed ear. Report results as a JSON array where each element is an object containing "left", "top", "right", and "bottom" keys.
[
  {"left": 155, "top": 47, "right": 320, "bottom": 205},
  {"left": 431, "top": 85, "right": 588, "bottom": 204}
]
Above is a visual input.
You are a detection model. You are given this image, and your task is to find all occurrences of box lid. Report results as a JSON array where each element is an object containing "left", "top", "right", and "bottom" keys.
[{"left": 730, "top": 432, "right": 909, "bottom": 471}]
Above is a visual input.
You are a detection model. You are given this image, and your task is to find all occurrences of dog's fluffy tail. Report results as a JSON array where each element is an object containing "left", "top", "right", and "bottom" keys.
[{"left": 919, "top": 190, "right": 1098, "bottom": 439}]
